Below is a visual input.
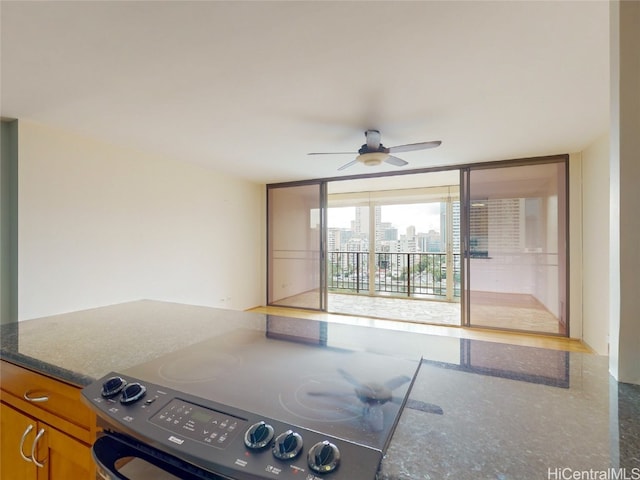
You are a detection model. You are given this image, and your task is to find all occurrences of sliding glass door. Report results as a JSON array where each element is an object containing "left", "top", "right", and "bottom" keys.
[
  {"left": 266, "top": 159, "right": 568, "bottom": 335},
  {"left": 462, "top": 159, "right": 568, "bottom": 335},
  {"left": 325, "top": 173, "right": 462, "bottom": 324},
  {"left": 267, "top": 182, "right": 325, "bottom": 310}
]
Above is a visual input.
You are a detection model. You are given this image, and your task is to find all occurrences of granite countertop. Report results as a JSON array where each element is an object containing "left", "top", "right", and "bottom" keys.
[
  {"left": 1, "top": 300, "right": 638, "bottom": 479},
  {"left": 0, "top": 300, "right": 266, "bottom": 386}
]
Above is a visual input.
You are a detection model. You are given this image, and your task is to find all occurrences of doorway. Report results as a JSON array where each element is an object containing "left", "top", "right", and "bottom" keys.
[
  {"left": 461, "top": 160, "right": 568, "bottom": 335},
  {"left": 267, "top": 183, "right": 324, "bottom": 310},
  {"left": 325, "top": 172, "right": 461, "bottom": 325}
]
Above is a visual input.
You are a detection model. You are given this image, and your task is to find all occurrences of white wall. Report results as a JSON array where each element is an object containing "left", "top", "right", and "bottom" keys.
[
  {"left": 581, "top": 134, "right": 610, "bottom": 354},
  {"left": 609, "top": 0, "right": 640, "bottom": 383},
  {"left": 18, "top": 121, "right": 265, "bottom": 320},
  {"left": 468, "top": 170, "right": 565, "bottom": 321}
]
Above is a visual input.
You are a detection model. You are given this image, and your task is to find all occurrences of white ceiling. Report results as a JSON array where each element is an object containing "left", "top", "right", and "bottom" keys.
[{"left": 1, "top": 1, "right": 609, "bottom": 184}]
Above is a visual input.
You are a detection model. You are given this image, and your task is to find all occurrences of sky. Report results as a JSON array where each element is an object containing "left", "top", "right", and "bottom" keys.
[{"left": 328, "top": 203, "right": 442, "bottom": 234}]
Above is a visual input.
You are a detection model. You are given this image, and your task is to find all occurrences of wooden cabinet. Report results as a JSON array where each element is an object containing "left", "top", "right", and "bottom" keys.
[
  {"left": 0, "top": 402, "right": 39, "bottom": 479},
  {"left": 0, "top": 361, "right": 97, "bottom": 479}
]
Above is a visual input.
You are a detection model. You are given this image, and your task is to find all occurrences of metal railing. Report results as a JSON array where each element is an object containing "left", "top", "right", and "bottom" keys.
[{"left": 327, "top": 251, "right": 461, "bottom": 298}]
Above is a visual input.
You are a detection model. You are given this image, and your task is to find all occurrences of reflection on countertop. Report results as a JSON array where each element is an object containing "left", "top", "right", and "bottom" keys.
[
  {"left": 0, "top": 300, "right": 266, "bottom": 385},
  {"left": 1, "top": 300, "right": 638, "bottom": 479}
]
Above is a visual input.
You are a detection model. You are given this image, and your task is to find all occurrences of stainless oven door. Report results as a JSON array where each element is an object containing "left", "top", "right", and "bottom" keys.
[{"left": 92, "top": 432, "right": 226, "bottom": 480}]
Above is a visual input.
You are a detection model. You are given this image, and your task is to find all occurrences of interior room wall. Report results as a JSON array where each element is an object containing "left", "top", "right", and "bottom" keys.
[
  {"left": 469, "top": 163, "right": 566, "bottom": 321},
  {"left": 18, "top": 121, "right": 265, "bottom": 320},
  {"left": 581, "top": 134, "right": 610, "bottom": 355},
  {"left": 609, "top": 0, "right": 640, "bottom": 383}
]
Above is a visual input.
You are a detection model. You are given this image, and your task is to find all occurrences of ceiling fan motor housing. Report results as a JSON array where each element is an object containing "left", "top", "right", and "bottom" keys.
[{"left": 358, "top": 143, "right": 389, "bottom": 155}]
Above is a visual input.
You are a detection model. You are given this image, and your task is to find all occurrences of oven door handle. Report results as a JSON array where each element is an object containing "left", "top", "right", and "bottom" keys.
[{"left": 92, "top": 433, "right": 219, "bottom": 480}]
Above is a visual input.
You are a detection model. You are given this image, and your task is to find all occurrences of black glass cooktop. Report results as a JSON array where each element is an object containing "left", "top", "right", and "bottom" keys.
[{"left": 122, "top": 316, "right": 422, "bottom": 453}]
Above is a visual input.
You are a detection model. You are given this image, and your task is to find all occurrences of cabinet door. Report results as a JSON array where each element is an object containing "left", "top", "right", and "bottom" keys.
[
  {"left": 1, "top": 360, "right": 95, "bottom": 443},
  {"left": 1, "top": 402, "right": 38, "bottom": 479},
  {"left": 41, "top": 426, "right": 93, "bottom": 480}
]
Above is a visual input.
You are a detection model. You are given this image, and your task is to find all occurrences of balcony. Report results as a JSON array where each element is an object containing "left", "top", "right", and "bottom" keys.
[
  {"left": 273, "top": 251, "right": 563, "bottom": 334},
  {"left": 328, "top": 251, "right": 461, "bottom": 299}
]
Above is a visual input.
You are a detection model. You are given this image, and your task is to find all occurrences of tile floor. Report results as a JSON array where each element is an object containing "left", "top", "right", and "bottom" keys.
[{"left": 273, "top": 291, "right": 563, "bottom": 334}]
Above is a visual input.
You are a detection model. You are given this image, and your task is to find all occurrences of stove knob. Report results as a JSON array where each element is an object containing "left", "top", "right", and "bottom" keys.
[
  {"left": 120, "top": 382, "right": 146, "bottom": 405},
  {"left": 272, "top": 430, "right": 303, "bottom": 460},
  {"left": 308, "top": 440, "right": 340, "bottom": 474},
  {"left": 244, "top": 421, "right": 274, "bottom": 449},
  {"left": 101, "top": 376, "right": 127, "bottom": 398}
]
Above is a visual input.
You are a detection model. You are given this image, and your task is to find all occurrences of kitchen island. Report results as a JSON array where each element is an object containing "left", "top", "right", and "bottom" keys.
[{"left": 2, "top": 300, "right": 639, "bottom": 479}]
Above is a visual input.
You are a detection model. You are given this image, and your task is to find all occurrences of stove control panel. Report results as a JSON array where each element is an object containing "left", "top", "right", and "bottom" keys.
[
  {"left": 150, "top": 398, "right": 244, "bottom": 447},
  {"left": 83, "top": 372, "right": 383, "bottom": 480}
]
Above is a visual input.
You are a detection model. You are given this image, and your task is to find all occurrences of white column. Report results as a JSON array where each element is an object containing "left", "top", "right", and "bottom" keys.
[
  {"left": 369, "top": 203, "right": 376, "bottom": 295},
  {"left": 609, "top": 0, "right": 640, "bottom": 384},
  {"left": 445, "top": 197, "right": 454, "bottom": 301}
]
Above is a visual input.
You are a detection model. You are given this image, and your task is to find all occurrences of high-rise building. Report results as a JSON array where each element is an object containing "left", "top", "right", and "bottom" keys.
[
  {"left": 441, "top": 201, "right": 461, "bottom": 254},
  {"left": 346, "top": 238, "right": 367, "bottom": 252},
  {"left": 452, "top": 201, "right": 461, "bottom": 254},
  {"left": 328, "top": 228, "right": 340, "bottom": 252},
  {"left": 417, "top": 230, "right": 442, "bottom": 252},
  {"left": 375, "top": 220, "right": 397, "bottom": 250},
  {"left": 353, "top": 206, "right": 368, "bottom": 235},
  {"left": 383, "top": 227, "right": 398, "bottom": 242},
  {"left": 399, "top": 234, "right": 417, "bottom": 253}
]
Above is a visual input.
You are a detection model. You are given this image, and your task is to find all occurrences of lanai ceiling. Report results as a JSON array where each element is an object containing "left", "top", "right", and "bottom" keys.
[{"left": 1, "top": 1, "right": 609, "bottom": 184}]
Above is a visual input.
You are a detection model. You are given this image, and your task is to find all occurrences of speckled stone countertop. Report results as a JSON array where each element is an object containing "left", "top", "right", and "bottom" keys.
[
  {"left": 1, "top": 300, "right": 638, "bottom": 479},
  {"left": 0, "top": 300, "right": 266, "bottom": 386}
]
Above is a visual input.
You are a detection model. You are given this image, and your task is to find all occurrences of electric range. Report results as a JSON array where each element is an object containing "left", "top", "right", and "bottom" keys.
[{"left": 81, "top": 316, "right": 423, "bottom": 479}]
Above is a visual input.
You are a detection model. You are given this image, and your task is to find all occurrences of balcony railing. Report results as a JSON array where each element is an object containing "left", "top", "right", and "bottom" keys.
[{"left": 328, "top": 251, "right": 461, "bottom": 299}]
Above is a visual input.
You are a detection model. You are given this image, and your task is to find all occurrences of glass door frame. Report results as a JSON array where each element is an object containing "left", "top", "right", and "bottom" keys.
[
  {"left": 325, "top": 177, "right": 461, "bottom": 319},
  {"left": 460, "top": 155, "right": 570, "bottom": 336},
  {"left": 267, "top": 155, "right": 569, "bottom": 337},
  {"left": 266, "top": 180, "right": 327, "bottom": 311}
]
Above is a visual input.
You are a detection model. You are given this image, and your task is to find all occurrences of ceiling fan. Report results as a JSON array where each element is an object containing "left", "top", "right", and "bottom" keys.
[
  {"left": 308, "top": 130, "right": 441, "bottom": 171},
  {"left": 307, "top": 368, "right": 443, "bottom": 432}
]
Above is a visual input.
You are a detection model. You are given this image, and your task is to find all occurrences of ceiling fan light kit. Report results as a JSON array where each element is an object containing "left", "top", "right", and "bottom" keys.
[
  {"left": 358, "top": 151, "right": 388, "bottom": 167},
  {"left": 309, "top": 129, "right": 442, "bottom": 171}
]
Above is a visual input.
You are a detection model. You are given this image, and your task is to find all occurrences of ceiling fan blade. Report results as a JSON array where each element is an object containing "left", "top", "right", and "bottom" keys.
[
  {"left": 383, "top": 375, "right": 411, "bottom": 391},
  {"left": 389, "top": 140, "right": 442, "bottom": 153},
  {"left": 384, "top": 155, "right": 408, "bottom": 167},
  {"left": 308, "top": 391, "right": 354, "bottom": 398},
  {"left": 308, "top": 151, "right": 357, "bottom": 156},
  {"left": 337, "top": 159, "right": 358, "bottom": 171},
  {"left": 402, "top": 398, "right": 444, "bottom": 415},
  {"left": 337, "top": 368, "right": 363, "bottom": 387}
]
